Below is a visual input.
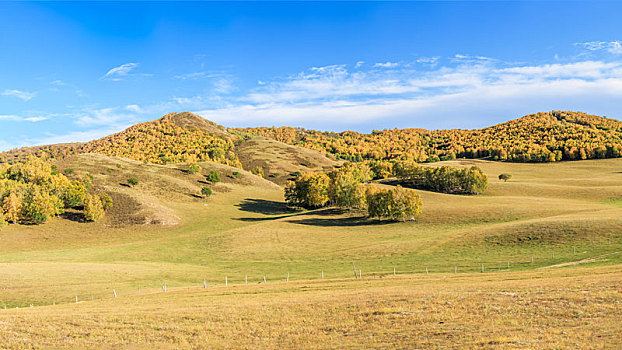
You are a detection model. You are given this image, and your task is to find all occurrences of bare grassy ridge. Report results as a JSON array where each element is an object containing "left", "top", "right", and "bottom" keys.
[{"left": 0, "top": 155, "right": 621, "bottom": 347}]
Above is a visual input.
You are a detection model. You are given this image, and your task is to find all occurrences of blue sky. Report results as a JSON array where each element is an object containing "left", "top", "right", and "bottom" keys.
[{"left": 2, "top": 1, "right": 622, "bottom": 151}]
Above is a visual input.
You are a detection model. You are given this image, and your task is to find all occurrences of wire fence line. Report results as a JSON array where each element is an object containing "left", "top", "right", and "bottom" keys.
[{"left": 1, "top": 240, "right": 620, "bottom": 310}]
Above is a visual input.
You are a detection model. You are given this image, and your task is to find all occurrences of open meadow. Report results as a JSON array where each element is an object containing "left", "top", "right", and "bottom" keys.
[{"left": 0, "top": 155, "right": 621, "bottom": 348}]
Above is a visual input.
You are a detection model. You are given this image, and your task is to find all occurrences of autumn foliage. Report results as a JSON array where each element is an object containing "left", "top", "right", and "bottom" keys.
[
  {"left": 0, "top": 155, "right": 111, "bottom": 226},
  {"left": 238, "top": 111, "right": 622, "bottom": 163}
]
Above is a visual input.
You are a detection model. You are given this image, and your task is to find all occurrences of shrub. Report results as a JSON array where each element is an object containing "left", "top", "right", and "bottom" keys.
[
  {"left": 498, "top": 173, "right": 512, "bottom": 182},
  {"left": 251, "top": 166, "right": 265, "bottom": 178},
  {"left": 63, "top": 168, "right": 74, "bottom": 175},
  {"left": 127, "top": 177, "right": 139, "bottom": 187},
  {"left": 99, "top": 192, "right": 113, "bottom": 211},
  {"left": 206, "top": 171, "right": 220, "bottom": 183},
  {"left": 187, "top": 164, "right": 201, "bottom": 174},
  {"left": 116, "top": 164, "right": 122, "bottom": 168},
  {"left": 201, "top": 187, "right": 213, "bottom": 197},
  {"left": 232, "top": 171, "right": 240, "bottom": 178}
]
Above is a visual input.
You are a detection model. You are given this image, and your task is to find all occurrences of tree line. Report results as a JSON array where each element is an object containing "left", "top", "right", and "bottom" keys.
[
  {"left": 0, "top": 156, "right": 112, "bottom": 228},
  {"left": 237, "top": 111, "right": 622, "bottom": 163}
]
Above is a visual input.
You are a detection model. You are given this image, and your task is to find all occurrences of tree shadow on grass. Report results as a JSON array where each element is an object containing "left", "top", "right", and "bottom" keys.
[
  {"left": 61, "top": 208, "right": 86, "bottom": 223},
  {"left": 235, "top": 198, "right": 296, "bottom": 216},
  {"left": 291, "top": 215, "right": 394, "bottom": 227}
]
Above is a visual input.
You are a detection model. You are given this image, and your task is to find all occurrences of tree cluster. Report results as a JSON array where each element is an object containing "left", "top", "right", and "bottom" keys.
[
  {"left": 0, "top": 156, "right": 112, "bottom": 227},
  {"left": 393, "top": 161, "right": 488, "bottom": 194},
  {"left": 285, "top": 163, "right": 423, "bottom": 221}
]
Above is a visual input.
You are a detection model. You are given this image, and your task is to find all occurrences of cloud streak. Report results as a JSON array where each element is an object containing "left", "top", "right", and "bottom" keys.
[
  {"left": 2, "top": 89, "right": 36, "bottom": 101},
  {"left": 103, "top": 63, "right": 140, "bottom": 81}
]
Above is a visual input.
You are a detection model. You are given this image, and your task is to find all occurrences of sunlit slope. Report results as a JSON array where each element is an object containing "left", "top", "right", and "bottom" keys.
[{"left": 236, "top": 136, "right": 341, "bottom": 185}]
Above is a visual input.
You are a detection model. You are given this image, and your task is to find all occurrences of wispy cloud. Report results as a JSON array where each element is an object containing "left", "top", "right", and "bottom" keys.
[
  {"left": 374, "top": 61, "right": 400, "bottom": 68},
  {"left": 576, "top": 41, "right": 622, "bottom": 55},
  {"left": 0, "top": 114, "right": 46, "bottom": 122},
  {"left": 193, "top": 56, "right": 622, "bottom": 129},
  {"left": 1, "top": 89, "right": 36, "bottom": 101},
  {"left": 102, "top": 62, "right": 140, "bottom": 81}
]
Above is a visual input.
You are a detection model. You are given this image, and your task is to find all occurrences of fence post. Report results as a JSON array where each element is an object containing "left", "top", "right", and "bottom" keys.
[
  {"left": 75, "top": 296, "right": 78, "bottom": 303},
  {"left": 481, "top": 264, "right": 484, "bottom": 273},
  {"left": 203, "top": 280, "right": 206, "bottom": 289},
  {"left": 573, "top": 247, "right": 576, "bottom": 255},
  {"left": 531, "top": 255, "right": 534, "bottom": 264},
  {"left": 353, "top": 263, "right": 358, "bottom": 279},
  {"left": 425, "top": 267, "right": 428, "bottom": 275},
  {"left": 163, "top": 282, "right": 166, "bottom": 293},
  {"left": 225, "top": 275, "right": 228, "bottom": 286},
  {"left": 245, "top": 275, "right": 248, "bottom": 285},
  {"left": 393, "top": 267, "right": 396, "bottom": 276},
  {"left": 263, "top": 276, "right": 267, "bottom": 283},
  {"left": 507, "top": 261, "right": 510, "bottom": 269},
  {"left": 113, "top": 289, "right": 117, "bottom": 298},
  {"left": 454, "top": 266, "right": 457, "bottom": 274},
  {"left": 321, "top": 271, "right": 324, "bottom": 280},
  {"left": 359, "top": 269, "right": 362, "bottom": 279},
  {"left": 287, "top": 272, "right": 289, "bottom": 282}
]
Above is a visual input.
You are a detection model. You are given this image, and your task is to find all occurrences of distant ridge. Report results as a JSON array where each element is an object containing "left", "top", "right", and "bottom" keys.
[
  {"left": 237, "top": 111, "right": 622, "bottom": 163},
  {"left": 1, "top": 111, "right": 621, "bottom": 165}
]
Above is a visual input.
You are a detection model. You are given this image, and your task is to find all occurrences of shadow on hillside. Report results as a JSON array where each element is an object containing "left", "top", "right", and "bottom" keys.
[
  {"left": 61, "top": 209, "right": 86, "bottom": 223},
  {"left": 235, "top": 198, "right": 296, "bottom": 216},
  {"left": 291, "top": 215, "right": 393, "bottom": 227}
]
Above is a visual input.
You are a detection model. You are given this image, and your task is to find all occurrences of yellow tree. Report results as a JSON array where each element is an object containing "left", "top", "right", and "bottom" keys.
[{"left": 2, "top": 191, "right": 22, "bottom": 223}]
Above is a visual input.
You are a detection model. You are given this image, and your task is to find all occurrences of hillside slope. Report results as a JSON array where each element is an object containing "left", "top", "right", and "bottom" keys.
[
  {"left": 236, "top": 111, "right": 622, "bottom": 163},
  {"left": 236, "top": 136, "right": 341, "bottom": 185}
]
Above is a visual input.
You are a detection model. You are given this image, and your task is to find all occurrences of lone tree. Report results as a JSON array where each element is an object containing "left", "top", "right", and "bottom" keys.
[
  {"left": 127, "top": 177, "right": 139, "bottom": 187},
  {"left": 498, "top": 173, "right": 512, "bottom": 182}
]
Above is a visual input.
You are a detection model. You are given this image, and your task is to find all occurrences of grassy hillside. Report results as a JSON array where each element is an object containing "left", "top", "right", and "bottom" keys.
[
  {"left": 236, "top": 136, "right": 341, "bottom": 185},
  {"left": 237, "top": 111, "right": 622, "bottom": 163},
  {"left": 0, "top": 157, "right": 620, "bottom": 346}
]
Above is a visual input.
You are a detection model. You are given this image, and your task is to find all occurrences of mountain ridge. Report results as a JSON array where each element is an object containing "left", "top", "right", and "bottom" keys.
[{"left": 1, "top": 110, "right": 621, "bottom": 166}]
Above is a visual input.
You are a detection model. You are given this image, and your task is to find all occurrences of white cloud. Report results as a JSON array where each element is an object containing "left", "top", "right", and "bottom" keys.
[
  {"left": 355, "top": 61, "right": 365, "bottom": 68},
  {"left": 75, "top": 107, "right": 139, "bottom": 127},
  {"left": 577, "top": 41, "right": 622, "bottom": 55},
  {"left": 125, "top": 104, "right": 142, "bottom": 113},
  {"left": 103, "top": 63, "right": 139, "bottom": 81},
  {"left": 192, "top": 57, "right": 622, "bottom": 129},
  {"left": 0, "top": 115, "right": 21, "bottom": 121},
  {"left": 374, "top": 61, "right": 400, "bottom": 68},
  {"left": 1, "top": 89, "right": 36, "bottom": 101},
  {"left": 30, "top": 127, "right": 131, "bottom": 146},
  {"left": 0, "top": 114, "right": 46, "bottom": 122}
]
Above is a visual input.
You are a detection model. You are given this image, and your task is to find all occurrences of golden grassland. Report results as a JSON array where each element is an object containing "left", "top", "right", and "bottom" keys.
[
  {"left": 0, "top": 154, "right": 621, "bottom": 348},
  {"left": 0, "top": 266, "right": 620, "bottom": 349}
]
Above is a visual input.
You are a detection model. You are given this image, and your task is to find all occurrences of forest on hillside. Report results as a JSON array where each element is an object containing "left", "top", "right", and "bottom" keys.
[{"left": 237, "top": 111, "right": 622, "bottom": 163}]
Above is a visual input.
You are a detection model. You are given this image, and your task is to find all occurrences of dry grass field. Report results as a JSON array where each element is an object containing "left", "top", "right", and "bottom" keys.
[{"left": 0, "top": 154, "right": 621, "bottom": 348}]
